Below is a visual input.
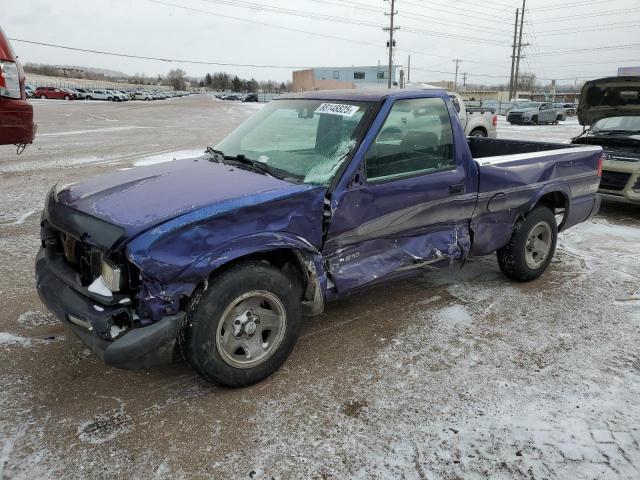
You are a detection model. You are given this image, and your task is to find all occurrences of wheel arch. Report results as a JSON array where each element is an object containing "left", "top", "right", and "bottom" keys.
[
  {"left": 528, "top": 186, "right": 570, "bottom": 230},
  {"left": 469, "top": 126, "right": 487, "bottom": 137}
]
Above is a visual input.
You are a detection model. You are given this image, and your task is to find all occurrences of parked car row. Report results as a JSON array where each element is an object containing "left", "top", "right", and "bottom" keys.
[
  {"left": 28, "top": 86, "right": 191, "bottom": 101},
  {"left": 214, "top": 92, "right": 259, "bottom": 102}
]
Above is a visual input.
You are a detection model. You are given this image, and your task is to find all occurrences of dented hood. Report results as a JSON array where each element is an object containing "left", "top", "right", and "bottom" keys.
[
  {"left": 53, "top": 157, "right": 319, "bottom": 246},
  {"left": 577, "top": 76, "right": 640, "bottom": 126}
]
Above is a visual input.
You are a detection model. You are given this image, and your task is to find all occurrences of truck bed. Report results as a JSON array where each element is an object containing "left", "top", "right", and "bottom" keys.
[
  {"left": 468, "top": 137, "right": 579, "bottom": 159},
  {"left": 467, "top": 137, "right": 603, "bottom": 257}
]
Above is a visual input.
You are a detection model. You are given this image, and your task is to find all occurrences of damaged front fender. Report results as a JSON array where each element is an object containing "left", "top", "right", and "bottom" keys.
[{"left": 124, "top": 187, "right": 327, "bottom": 322}]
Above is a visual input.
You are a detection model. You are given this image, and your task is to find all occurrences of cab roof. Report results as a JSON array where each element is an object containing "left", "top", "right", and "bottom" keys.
[{"left": 279, "top": 88, "right": 447, "bottom": 102}]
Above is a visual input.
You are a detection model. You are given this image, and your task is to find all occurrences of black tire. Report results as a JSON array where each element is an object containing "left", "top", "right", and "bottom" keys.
[
  {"left": 40, "top": 94, "right": 46, "bottom": 99},
  {"left": 531, "top": 115, "right": 538, "bottom": 125},
  {"left": 85, "top": 96, "right": 92, "bottom": 100},
  {"left": 64, "top": 95, "right": 70, "bottom": 100},
  {"left": 497, "top": 206, "right": 558, "bottom": 282},
  {"left": 469, "top": 128, "right": 487, "bottom": 137},
  {"left": 183, "top": 262, "right": 303, "bottom": 387}
]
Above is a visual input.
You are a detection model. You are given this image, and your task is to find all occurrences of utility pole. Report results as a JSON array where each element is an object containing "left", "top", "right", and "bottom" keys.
[
  {"left": 452, "top": 58, "right": 461, "bottom": 90},
  {"left": 513, "top": 0, "right": 526, "bottom": 100},
  {"left": 407, "top": 55, "right": 411, "bottom": 84},
  {"left": 462, "top": 72, "right": 468, "bottom": 88},
  {"left": 383, "top": 0, "right": 399, "bottom": 89},
  {"left": 508, "top": 8, "right": 519, "bottom": 100}
]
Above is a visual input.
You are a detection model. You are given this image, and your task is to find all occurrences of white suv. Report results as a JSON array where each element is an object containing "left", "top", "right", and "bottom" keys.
[{"left": 90, "top": 90, "right": 113, "bottom": 101}]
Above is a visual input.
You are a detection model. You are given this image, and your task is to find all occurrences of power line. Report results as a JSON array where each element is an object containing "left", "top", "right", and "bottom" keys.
[
  {"left": 9, "top": 38, "right": 311, "bottom": 68},
  {"left": 531, "top": 7, "right": 640, "bottom": 24},
  {"left": 195, "top": 0, "right": 384, "bottom": 28},
  {"left": 401, "top": 0, "right": 512, "bottom": 21},
  {"left": 530, "top": 43, "right": 640, "bottom": 57},
  {"left": 151, "top": 0, "right": 507, "bottom": 64},
  {"left": 157, "top": 0, "right": 511, "bottom": 46},
  {"left": 528, "top": 0, "right": 612, "bottom": 11},
  {"left": 397, "top": 11, "right": 507, "bottom": 35},
  {"left": 535, "top": 22, "right": 640, "bottom": 37},
  {"left": 536, "top": 21, "right": 640, "bottom": 35}
]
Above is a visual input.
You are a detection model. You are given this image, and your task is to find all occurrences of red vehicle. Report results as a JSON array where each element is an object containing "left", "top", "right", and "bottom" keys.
[
  {"left": 34, "top": 86, "right": 76, "bottom": 100},
  {"left": 0, "top": 27, "right": 35, "bottom": 146}
]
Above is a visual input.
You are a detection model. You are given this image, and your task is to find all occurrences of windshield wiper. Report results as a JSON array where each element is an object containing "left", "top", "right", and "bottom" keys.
[
  {"left": 205, "top": 147, "right": 274, "bottom": 177},
  {"left": 205, "top": 146, "right": 225, "bottom": 163}
]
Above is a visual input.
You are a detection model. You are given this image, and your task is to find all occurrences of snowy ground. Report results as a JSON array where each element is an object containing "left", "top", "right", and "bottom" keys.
[{"left": 1, "top": 97, "right": 639, "bottom": 479}]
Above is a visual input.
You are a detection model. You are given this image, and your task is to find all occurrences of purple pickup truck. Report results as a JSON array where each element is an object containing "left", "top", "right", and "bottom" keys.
[{"left": 36, "top": 89, "right": 602, "bottom": 386}]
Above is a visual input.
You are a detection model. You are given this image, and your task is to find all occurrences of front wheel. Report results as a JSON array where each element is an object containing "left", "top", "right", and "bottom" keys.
[
  {"left": 182, "top": 262, "right": 303, "bottom": 387},
  {"left": 531, "top": 116, "right": 538, "bottom": 125},
  {"left": 40, "top": 94, "right": 46, "bottom": 99},
  {"left": 497, "top": 206, "right": 557, "bottom": 282}
]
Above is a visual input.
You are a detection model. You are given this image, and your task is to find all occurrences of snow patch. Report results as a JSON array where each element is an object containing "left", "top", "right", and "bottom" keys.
[
  {"left": 13, "top": 208, "right": 39, "bottom": 225},
  {"left": 434, "top": 304, "right": 473, "bottom": 328},
  {"left": 38, "top": 126, "right": 151, "bottom": 137},
  {"left": 87, "top": 276, "right": 112, "bottom": 298},
  {"left": 0, "top": 333, "right": 33, "bottom": 347},
  {"left": 132, "top": 149, "right": 206, "bottom": 167},
  {"left": 17, "top": 311, "right": 59, "bottom": 328}
]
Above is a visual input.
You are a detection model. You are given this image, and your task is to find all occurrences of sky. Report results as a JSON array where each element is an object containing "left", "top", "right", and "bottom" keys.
[{"left": 4, "top": 0, "right": 640, "bottom": 86}]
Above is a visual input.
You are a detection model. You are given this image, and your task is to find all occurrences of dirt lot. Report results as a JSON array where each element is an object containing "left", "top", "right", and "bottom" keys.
[{"left": 1, "top": 96, "right": 639, "bottom": 479}]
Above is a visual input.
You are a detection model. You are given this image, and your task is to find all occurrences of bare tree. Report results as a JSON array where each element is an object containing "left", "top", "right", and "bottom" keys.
[
  {"left": 517, "top": 72, "right": 537, "bottom": 92},
  {"left": 167, "top": 68, "right": 187, "bottom": 90}
]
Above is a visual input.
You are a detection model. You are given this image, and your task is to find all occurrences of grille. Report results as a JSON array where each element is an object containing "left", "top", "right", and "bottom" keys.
[
  {"left": 59, "top": 231, "right": 101, "bottom": 286},
  {"left": 600, "top": 171, "right": 631, "bottom": 191}
]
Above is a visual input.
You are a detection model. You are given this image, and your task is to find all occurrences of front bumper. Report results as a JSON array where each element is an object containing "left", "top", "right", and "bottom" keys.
[
  {"left": 35, "top": 248, "right": 184, "bottom": 369},
  {"left": 598, "top": 162, "right": 640, "bottom": 205},
  {"left": 507, "top": 115, "right": 532, "bottom": 124}
]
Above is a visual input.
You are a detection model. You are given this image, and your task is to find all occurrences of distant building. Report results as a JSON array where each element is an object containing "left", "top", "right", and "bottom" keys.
[
  {"left": 618, "top": 66, "right": 640, "bottom": 76},
  {"left": 292, "top": 65, "right": 399, "bottom": 92}
]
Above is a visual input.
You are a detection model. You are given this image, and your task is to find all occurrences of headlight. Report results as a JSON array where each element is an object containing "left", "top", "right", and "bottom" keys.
[{"left": 101, "top": 259, "right": 123, "bottom": 292}]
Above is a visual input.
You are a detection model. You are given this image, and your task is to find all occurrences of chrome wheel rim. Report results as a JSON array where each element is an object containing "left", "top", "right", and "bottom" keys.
[
  {"left": 215, "top": 290, "right": 286, "bottom": 369},
  {"left": 525, "top": 221, "right": 552, "bottom": 269}
]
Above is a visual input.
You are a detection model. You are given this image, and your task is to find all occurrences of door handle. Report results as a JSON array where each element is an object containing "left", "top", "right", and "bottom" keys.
[{"left": 449, "top": 183, "right": 465, "bottom": 195}]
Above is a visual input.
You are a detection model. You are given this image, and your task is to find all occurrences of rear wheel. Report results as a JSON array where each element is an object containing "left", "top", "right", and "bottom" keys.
[
  {"left": 40, "top": 94, "right": 46, "bottom": 99},
  {"left": 183, "top": 262, "right": 303, "bottom": 387},
  {"left": 469, "top": 128, "right": 487, "bottom": 137},
  {"left": 85, "top": 96, "right": 92, "bottom": 100},
  {"left": 497, "top": 206, "right": 557, "bottom": 282}
]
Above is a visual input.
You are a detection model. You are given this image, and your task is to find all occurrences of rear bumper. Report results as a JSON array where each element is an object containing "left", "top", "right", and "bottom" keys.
[
  {"left": 35, "top": 248, "right": 184, "bottom": 369},
  {"left": 0, "top": 98, "right": 36, "bottom": 144}
]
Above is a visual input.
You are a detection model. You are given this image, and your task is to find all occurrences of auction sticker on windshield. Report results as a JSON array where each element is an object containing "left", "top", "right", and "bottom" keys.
[{"left": 315, "top": 103, "right": 360, "bottom": 117}]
